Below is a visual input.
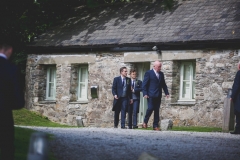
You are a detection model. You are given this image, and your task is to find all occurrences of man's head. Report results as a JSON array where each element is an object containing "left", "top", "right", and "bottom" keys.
[
  {"left": 0, "top": 44, "right": 13, "bottom": 59},
  {"left": 130, "top": 69, "right": 137, "bottom": 79},
  {"left": 153, "top": 60, "right": 162, "bottom": 72},
  {"left": 120, "top": 67, "right": 127, "bottom": 77}
]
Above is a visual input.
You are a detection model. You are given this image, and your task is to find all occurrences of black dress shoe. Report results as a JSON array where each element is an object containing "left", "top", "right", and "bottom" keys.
[
  {"left": 114, "top": 126, "right": 118, "bottom": 128},
  {"left": 230, "top": 130, "right": 240, "bottom": 134},
  {"left": 128, "top": 126, "right": 132, "bottom": 129},
  {"left": 133, "top": 126, "right": 138, "bottom": 129},
  {"left": 121, "top": 127, "right": 127, "bottom": 129}
]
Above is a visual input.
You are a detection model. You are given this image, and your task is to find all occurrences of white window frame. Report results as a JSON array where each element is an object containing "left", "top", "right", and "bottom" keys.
[
  {"left": 178, "top": 62, "right": 196, "bottom": 102},
  {"left": 46, "top": 66, "right": 56, "bottom": 100},
  {"left": 77, "top": 65, "right": 88, "bottom": 101}
]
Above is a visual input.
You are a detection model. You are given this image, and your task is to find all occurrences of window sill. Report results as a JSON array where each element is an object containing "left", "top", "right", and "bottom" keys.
[
  {"left": 170, "top": 101, "right": 195, "bottom": 106},
  {"left": 69, "top": 101, "right": 89, "bottom": 104},
  {"left": 38, "top": 101, "right": 56, "bottom": 104}
]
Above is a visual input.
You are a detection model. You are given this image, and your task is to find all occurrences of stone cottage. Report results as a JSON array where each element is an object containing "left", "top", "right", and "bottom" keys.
[{"left": 26, "top": 0, "right": 240, "bottom": 127}]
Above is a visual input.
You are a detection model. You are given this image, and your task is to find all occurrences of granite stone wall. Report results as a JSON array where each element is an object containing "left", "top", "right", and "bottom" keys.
[
  {"left": 161, "top": 50, "right": 239, "bottom": 127},
  {"left": 25, "top": 50, "right": 239, "bottom": 127},
  {"left": 26, "top": 53, "right": 132, "bottom": 127}
]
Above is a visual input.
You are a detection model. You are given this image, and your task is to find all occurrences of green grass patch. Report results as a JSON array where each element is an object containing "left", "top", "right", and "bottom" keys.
[
  {"left": 171, "top": 126, "right": 222, "bottom": 132},
  {"left": 0, "top": 127, "right": 55, "bottom": 160},
  {"left": 13, "top": 108, "right": 73, "bottom": 127},
  {"left": 139, "top": 126, "right": 222, "bottom": 132}
]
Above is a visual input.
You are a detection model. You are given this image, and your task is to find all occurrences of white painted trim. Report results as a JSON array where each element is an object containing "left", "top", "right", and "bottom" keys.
[
  {"left": 77, "top": 65, "right": 88, "bottom": 101},
  {"left": 179, "top": 62, "right": 195, "bottom": 101},
  {"left": 45, "top": 66, "right": 56, "bottom": 100}
]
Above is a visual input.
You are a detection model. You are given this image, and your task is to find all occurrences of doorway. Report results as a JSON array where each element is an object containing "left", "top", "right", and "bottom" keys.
[{"left": 135, "top": 62, "right": 150, "bottom": 124}]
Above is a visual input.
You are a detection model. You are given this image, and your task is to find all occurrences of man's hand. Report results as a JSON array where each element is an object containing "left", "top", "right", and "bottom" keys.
[
  {"left": 114, "top": 95, "right": 118, "bottom": 99},
  {"left": 166, "top": 95, "right": 170, "bottom": 99},
  {"left": 230, "top": 98, "right": 232, "bottom": 101},
  {"left": 130, "top": 99, "right": 133, "bottom": 104},
  {"left": 144, "top": 95, "right": 149, "bottom": 99}
]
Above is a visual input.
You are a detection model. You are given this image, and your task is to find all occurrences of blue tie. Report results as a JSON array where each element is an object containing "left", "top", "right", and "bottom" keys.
[{"left": 122, "top": 78, "right": 125, "bottom": 86}]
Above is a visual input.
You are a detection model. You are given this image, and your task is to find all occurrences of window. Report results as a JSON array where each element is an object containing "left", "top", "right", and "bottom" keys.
[
  {"left": 179, "top": 62, "right": 196, "bottom": 101},
  {"left": 46, "top": 66, "right": 56, "bottom": 100},
  {"left": 77, "top": 65, "right": 88, "bottom": 101}
]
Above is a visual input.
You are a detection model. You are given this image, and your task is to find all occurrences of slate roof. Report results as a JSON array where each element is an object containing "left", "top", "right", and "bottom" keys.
[{"left": 32, "top": 0, "right": 240, "bottom": 48}]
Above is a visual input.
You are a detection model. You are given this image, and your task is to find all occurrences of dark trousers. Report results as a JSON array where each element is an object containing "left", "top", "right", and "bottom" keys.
[
  {"left": 128, "top": 99, "right": 140, "bottom": 128},
  {"left": 0, "top": 126, "right": 15, "bottom": 160},
  {"left": 144, "top": 97, "right": 161, "bottom": 128},
  {"left": 235, "top": 110, "right": 240, "bottom": 131},
  {"left": 114, "top": 97, "right": 128, "bottom": 128}
]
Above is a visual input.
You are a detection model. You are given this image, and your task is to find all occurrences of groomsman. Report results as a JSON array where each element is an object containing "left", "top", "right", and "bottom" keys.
[
  {"left": 142, "top": 61, "right": 169, "bottom": 131},
  {"left": 112, "top": 67, "right": 133, "bottom": 129},
  {"left": 128, "top": 69, "right": 142, "bottom": 129},
  {"left": 0, "top": 43, "right": 25, "bottom": 159},
  {"left": 230, "top": 62, "right": 240, "bottom": 134}
]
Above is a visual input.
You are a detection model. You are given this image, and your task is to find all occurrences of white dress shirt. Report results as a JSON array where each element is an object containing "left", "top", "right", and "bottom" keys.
[
  {"left": 131, "top": 79, "right": 135, "bottom": 92},
  {"left": 153, "top": 69, "right": 159, "bottom": 79},
  {"left": 0, "top": 53, "right": 7, "bottom": 59},
  {"left": 121, "top": 76, "right": 126, "bottom": 85}
]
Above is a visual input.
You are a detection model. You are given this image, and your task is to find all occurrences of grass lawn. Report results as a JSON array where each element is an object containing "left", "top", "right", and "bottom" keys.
[
  {"left": 11, "top": 108, "right": 73, "bottom": 159},
  {"left": 13, "top": 108, "right": 73, "bottom": 127},
  {"left": 139, "top": 126, "right": 222, "bottom": 132},
  {"left": 0, "top": 127, "right": 55, "bottom": 160},
  {"left": 171, "top": 126, "right": 222, "bottom": 132}
]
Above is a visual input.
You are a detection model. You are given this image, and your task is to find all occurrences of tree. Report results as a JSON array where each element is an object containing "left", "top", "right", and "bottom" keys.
[{"left": 0, "top": 0, "right": 174, "bottom": 73}]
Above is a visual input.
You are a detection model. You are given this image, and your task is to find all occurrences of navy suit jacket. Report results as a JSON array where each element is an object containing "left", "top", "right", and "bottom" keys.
[
  {"left": 231, "top": 70, "right": 240, "bottom": 112},
  {"left": 112, "top": 76, "right": 132, "bottom": 111},
  {"left": 131, "top": 79, "right": 142, "bottom": 99},
  {"left": 142, "top": 69, "right": 169, "bottom": 98},
  {"left": 0, "top": 57, "right": 25, "bottom": 129}
]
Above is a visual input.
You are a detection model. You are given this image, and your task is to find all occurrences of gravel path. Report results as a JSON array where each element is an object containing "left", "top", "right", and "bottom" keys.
[{"left": 20, "top": 127, "right": 240, "bottom": 160}]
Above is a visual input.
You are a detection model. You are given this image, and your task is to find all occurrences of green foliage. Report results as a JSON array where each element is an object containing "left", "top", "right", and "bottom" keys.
[
  {"left": 0, "top": 0, "right": 174, "bottom": 73},
  {"left": 13, "top": 108, "right": 73, "bottom": 127},
  {"left": 0, "top": 127, "right": 55, "bottom": 160}
]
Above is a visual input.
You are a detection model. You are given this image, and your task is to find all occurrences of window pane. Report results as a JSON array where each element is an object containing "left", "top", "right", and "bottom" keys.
[
  {"left": 193, "top": 65, "right": 196, "bottom": 80},
  {"left": 49, "top": 68, "right": 55, "bottom": 83},
  {"left": 80, "top": 68, "right": 87, "bottom": 82},
  {"left": 48, "top": 83, "right": 54, "bottom": 97},
  {"left": 79, "top": 83, "right": 86, "bottom": 99},
  {"left": 183, "top": 64, "right": 191, "bottom": 80},
  {"left": 182, "top": 81, "right": 191, "bottom": 99},
  {"left": 47, "top": 67, "right": 56, "bottom": 99},
  {"left": 192, "top": 81, "right": 195, "bottom": 99}
]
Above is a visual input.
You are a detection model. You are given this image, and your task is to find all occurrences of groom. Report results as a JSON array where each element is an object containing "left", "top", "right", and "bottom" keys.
[
  {"left": 112, "top": 67, "right": 133, "bottom": 129},
  {"left": 142, "top": 61, "right": 169, "bottom": 131}
]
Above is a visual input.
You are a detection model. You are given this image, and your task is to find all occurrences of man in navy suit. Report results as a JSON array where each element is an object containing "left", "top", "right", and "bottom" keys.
[
  {"left": 128, "top": 69, "right": 142, "bottom": 129},
  {"left": 142, "top": 61, "right": 169, "bottom": 131},
  {"left": 112, "top": 67, "right": 133, "bottom": 129},
  {"left": 0, "top": 44, "right": 25, "bottom": 159},
  {"left": 230, "top": 62, "right": 240, "bottom": 134}
]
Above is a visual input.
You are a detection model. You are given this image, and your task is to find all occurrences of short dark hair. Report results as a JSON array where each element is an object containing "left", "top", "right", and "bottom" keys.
[
  {"left": 130, "top": 69, "right": 137, "bottom": 74},
  {"left": 120, "top": 67, "right": 127, "bottom": 73},
  {"left": 0, "top": 43, "right": 12, "bottom": 51}
]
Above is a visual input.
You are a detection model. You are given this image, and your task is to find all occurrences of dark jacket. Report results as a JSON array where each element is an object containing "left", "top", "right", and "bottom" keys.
[
  {"left": 131, "top": 79, "right": 142, "bottom": 99},
  {"left": 231, "top": 70, "right": 240, "bottom": 112},
  {"left": 142, "top": 69, "right": 169, "bottom": 98},
  {"left": 112, "top": 76, "right": 132, "bottom": 111},
  {"left": 0, "top": 57, "right": 25, "bottom": 128}
]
